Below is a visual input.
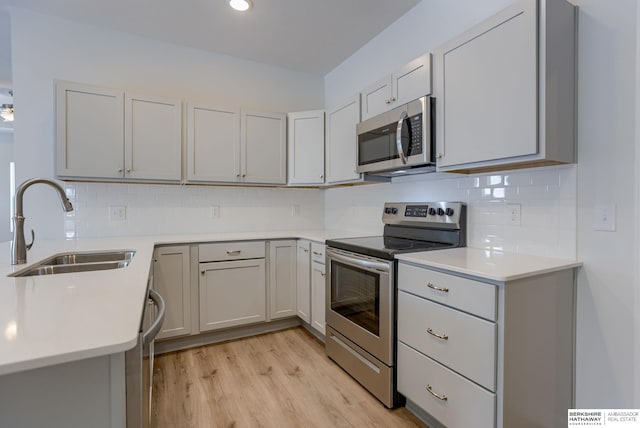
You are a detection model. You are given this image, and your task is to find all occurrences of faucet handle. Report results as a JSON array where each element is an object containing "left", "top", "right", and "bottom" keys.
[{"left": 26, "top": 229, "right": 35, "bottom": 251}]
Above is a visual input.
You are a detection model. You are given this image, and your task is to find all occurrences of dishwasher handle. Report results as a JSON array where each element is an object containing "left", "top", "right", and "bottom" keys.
[{"left": 143, "top": 289, "right": 165, "bottom": 345}]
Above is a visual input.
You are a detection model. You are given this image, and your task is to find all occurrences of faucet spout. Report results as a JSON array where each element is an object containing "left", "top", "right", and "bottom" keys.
[{"left": 11, "top": 178, "right": 74, "bottom": 265}]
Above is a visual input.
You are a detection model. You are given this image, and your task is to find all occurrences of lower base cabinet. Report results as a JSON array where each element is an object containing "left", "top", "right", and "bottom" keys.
[
  {"left": 310, "top": 243, "right": 326, "bottom": 336},
  {"left": 0, "top": 354, "right": 125, "bottom": 428},
  {"left": 397, "top": 261, "right": 576, "bottom": 428},
  {"left": 199, "top": 258, "right": 266, "bottom": 332},
  {"left": 153, "top": 245, "right": 191, "bottom": 340}
]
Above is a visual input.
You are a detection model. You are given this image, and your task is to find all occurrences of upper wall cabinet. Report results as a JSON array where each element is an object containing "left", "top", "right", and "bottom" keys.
[
  {"left": 242, "top": 110, "right": 287, "bottom": 184},
  {"left": 287, "top": 110, "right": 325, "bottom": 185},
  {"left": 434, "top": 0, "right": 577, "bottom": 172},
  {"left": 56, "top": 81, "right": 182, "bottom": 182},
  {"left": 187, "top": 105, "right": 286, "bottom": 185},
  {"left": 361, "top": 53, "right": 432, "bottom": 121},
  {"left": 187, "top": 103, "right": 240, "bottom": 182},
  {"left": 325, "top": 94, "right": 362, "bottom": 184}
]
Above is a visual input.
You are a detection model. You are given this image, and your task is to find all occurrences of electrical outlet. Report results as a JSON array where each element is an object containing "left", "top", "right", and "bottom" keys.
[
  {"left": 109, "top": 205, "right": 126, "bottom": 221},
  {"left": 507, "top": 203, "right": 521, "bottom": 226},
  {"left": 292, "top": 205, "right": 300, "bottom": 217},
  {"left": 211, "top": 205, "right": 221, "bottom": 218}
]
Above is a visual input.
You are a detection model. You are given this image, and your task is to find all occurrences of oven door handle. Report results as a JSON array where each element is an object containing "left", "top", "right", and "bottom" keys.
[{"left": 328, "top": 250, "right": 390, "bottom": 273}]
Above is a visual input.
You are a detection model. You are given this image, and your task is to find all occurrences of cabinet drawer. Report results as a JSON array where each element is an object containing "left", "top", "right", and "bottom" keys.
[
  {"left": 199, "top": 241, "right": 265, "bottom": 262},
  {"left": 399, "top": 263, "right": 497, "bottom": 321},
  {"left": 398, "top": 342, "right": 495, "bottom": 428},
  {"left": 311, "top": 242, "right": 325, "bottom": 264},
  {"left": 398, "top": 291, "right": 496, "bottom": 391}
]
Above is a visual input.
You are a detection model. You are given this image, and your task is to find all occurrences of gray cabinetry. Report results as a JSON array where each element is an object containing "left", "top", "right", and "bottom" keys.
[
  {"left": 434, "top": 0, "right": 576, "bottom": 172},
  {"left": 397, "top": 261, "right": 576, "bottom": 428},
  {"left": 198, "top": 242, "right": 266, "bottom": 332},
  {"left": 153, "top": 245, "right": 191, "bottom": 340},
  {"left": 268, "top": 240, "right": 297, "bottom": 320}
]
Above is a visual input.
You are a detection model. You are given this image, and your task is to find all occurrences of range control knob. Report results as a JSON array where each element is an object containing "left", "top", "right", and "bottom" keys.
[
  {"left": 428, "top": 208, "right": 436, "bottom": 215},
  {"left": 437, "top": 208, "right": 445, "bottom": 216},
  {"left": 384, "top": 208, "right": 391, "bottom": 214},
  {"left": 445, "top": 208, "right": 454, "bottom": 216},
  {"left": 391, "top": 208, "right": 398, "bottom": 215}
]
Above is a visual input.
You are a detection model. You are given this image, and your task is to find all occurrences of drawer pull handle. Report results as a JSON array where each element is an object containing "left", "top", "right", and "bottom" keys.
[
  {"left": 427, "top": 282, "right": 449, "bottom": 293},
  {"left": 426, "top": 385, "right": 448, "bottom": 401},
  {"left": 226, "top": 250, "right": 242, "bottom": 256},
  {"left": 426, "top": 328, "right": 448, "bottom": 340},
  {"left": 313, "top": 251, "right": 323, "bottom": 256}
]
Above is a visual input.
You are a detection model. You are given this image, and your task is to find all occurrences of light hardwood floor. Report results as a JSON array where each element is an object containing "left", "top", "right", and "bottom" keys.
[{"left": 152, "top": 327, "right": 428, "bottom": 428}]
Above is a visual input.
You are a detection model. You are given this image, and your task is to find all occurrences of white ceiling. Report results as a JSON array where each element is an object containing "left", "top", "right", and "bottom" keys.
[{"left": 0, "top": 0, "right": 421, "bottom": 75}]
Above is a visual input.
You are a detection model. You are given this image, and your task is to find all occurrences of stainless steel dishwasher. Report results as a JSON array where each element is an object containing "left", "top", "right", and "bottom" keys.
[{"left": 126, "top": 287, "right": 165, "bottom": 428}]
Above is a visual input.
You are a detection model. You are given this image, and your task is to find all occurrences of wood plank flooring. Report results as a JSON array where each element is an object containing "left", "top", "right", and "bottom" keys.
[{"left": 152, "top": 327, "right": 428, "bottom": 428}]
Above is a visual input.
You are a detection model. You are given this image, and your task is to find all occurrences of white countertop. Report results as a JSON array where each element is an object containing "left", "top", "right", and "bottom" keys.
[
  {"left": 0, "top": 229, "right": 360, "bottom": 376},
  {"left": 396, "top": 247, "right": 582, "bottom": 282}
]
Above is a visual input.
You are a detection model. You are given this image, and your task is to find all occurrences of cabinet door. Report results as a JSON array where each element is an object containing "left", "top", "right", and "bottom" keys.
[
  {"left": 311, "top": 261, "right": 326, "bottom": 336},
  {"left": 296, "top": 240, "right": 311, "bottom": 323},
  {"left": 153, "top": 246, "right": 191, "bottom": 340},
  {"left": 199, "top": 259, "right": 266, "bottom": 332},
  {"left": 392, "top": 53, "right": 432, "bottom": 106},
  {"left": 287, "top": 110, "right": 325, "bottom": 185},
  {"left": 360, "top": 75, "right": 392, "bottom": 121},
  {"left": 326, "top": 95, "right": 361, "bottom": 184},
  {"left": 125, "top": 94, "right": 182, "bottom": 181},
  {"left": 435, "top": 0, "right": 537, "bottom": 168},
  {"left": 187, "top": 103, "right": 241, "bottom": 182},
  {"left": 242, "top": 110, "right": 286, "bottom": 184},
  {"left": 268, "top": 240, "right": 297, "bottom": 320},
  {"left": 55, "top": 81, "right": 124, "bottom": 179}
]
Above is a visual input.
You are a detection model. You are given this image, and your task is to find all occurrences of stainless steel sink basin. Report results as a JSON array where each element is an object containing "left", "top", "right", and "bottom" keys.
[{"left": 8, "top": 250, "right": 136, "bottom": 277}]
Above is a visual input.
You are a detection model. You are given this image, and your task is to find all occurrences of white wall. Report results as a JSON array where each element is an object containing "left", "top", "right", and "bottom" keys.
[
  {"left": 9, "top": 8, "right": 325, "bottom": 239},
  {"left": 325, "top": 0, "right": 638, "bottom": 408},
  {"left": 573, "top": 0, "right": 638, "bottom": 408}
]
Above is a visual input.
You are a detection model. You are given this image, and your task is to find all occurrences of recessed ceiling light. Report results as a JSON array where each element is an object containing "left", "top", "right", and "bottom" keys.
[{"left": 229, "top": 0, "right": 252, "bottom": 12}]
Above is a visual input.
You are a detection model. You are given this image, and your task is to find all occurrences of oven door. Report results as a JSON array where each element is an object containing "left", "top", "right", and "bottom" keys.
[{"left": 326, "top": 248, "right": 394, "bottom": 365}]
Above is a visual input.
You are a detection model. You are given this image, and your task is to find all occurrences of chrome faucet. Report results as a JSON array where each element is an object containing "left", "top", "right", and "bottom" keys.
[{"left": 11, "top": 178, "right": 74, "bottom": 265}]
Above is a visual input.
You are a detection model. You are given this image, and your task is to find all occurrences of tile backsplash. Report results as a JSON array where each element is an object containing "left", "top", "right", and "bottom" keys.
[
  {"left": 324, "top": 164, "right": 577, "bottom": 259},
  {"left": 62, "top": 164, "right": 576, "bottom": 260},
  {"left": 63, "top": 183, "right": 325, "bottom": 239}
]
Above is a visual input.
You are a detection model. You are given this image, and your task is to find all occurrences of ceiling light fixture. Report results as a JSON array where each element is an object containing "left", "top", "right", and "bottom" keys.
[
  {"left": 0, "top": 104, "right": 14, "bottom": 122},
  {"left": 228, "top": 0, "right": 252, "bottom": 12}
]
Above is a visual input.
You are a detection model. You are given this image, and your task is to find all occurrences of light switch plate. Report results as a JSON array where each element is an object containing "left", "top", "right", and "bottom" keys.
[
  {"left": 211, "top": 205, "right": 221, "bottom": 218},
  {"left": 593, "top": 204, "right": 616, "bottom": 231}
]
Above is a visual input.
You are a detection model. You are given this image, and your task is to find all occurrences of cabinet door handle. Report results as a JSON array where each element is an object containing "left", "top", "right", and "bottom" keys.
[
  {"left": 201, "top": 270, "right": 205, "bottom": 275},
  {"left": 302, "top": 248, "right": 309, "bottom": 253},
  {"left": 426, "top": 385, "right": 447, "bottom": 401},
  {"left": 427, "top": 282, "right": 449, "bottom": 293},
  {"left": 117, "top": 168, "right": 123, "bottom": 173},
  {"left": 437, "top": 153, "right": 444, "bottom": 159},
  {"left": 226, "top": 250, "right": 242, "bottom": 256},
  {"left": 126, "top": 168, "right": 131, "bottom": 173},
  {"left": 385, "top": 99, "right": 391, "bottom": 104},
  {"left": 320, "top": 272, "right": 325, "bottom": 277},
  {"left": 389, "top": 96, "right": 396, "bottom": 103},
  {"left": 426, "top": 328, "right": 448, "bottom": 340}
]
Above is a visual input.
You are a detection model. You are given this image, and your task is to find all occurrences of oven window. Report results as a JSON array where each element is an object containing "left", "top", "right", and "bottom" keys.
[{"left": 330, "top": 261, "right": 380, "bottom": 336}]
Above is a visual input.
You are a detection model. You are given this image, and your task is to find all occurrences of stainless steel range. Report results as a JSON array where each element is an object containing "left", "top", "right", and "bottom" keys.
[{"left": 325, "top": 201, "right": 466, "bottom": 408}]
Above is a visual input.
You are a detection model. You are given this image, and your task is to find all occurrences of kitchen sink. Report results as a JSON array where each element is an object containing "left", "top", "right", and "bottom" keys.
[{"left": 8, "top": 250, "right": 135, "bottom": 277}]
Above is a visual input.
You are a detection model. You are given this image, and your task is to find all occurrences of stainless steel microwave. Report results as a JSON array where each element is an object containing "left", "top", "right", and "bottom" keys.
[{"left": 356, "top": 96, "right": 434, "bottom": 175}]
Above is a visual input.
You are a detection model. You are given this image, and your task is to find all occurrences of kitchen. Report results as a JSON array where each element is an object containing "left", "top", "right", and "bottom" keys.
[{"left": 0, "top": 0, "right": 638, "bottom": 427}]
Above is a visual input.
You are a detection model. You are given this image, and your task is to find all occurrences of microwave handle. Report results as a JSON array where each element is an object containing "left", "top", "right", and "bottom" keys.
[{"left": 395, "top": 111, "right": 408, "bottom": 164}]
